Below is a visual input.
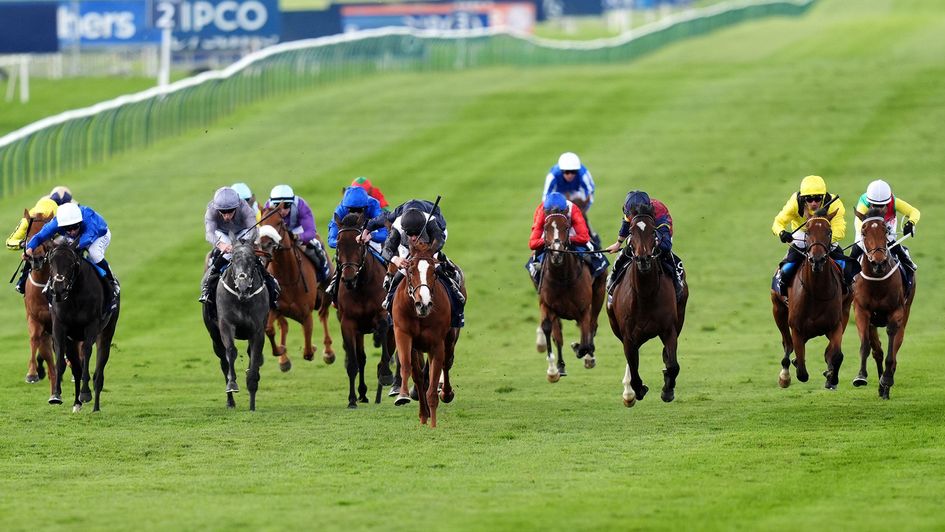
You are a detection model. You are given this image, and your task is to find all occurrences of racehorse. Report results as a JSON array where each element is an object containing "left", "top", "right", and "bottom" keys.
[
  {"left": 20, "top": 211, "right": 58, "bottom": 399},
  {"left": 46, "top": 241, "right": 119, "bottom": 412},
  {"left": 333, "top": 212, "right": 395, "bottom": 408},
  {"left": 202, "top": 240, "right": 269, "bottom": 410},
  {"left": 257, "top": 207, "right": 334, "bottom": 371},
  {"left": 607, "top": 210, "right": 688, "bottom": 407},
  {"left": 771, "top": 213, "right": 852, "bottom": 390},
  {"left": 537, "top": 210, "right": 605, "bottom": 382},
  {"left": 852, "top": 210, "right": 916, "bottom": 399},
  {"left": 391, "top": 241, "right": 461, "bottom": 428}
]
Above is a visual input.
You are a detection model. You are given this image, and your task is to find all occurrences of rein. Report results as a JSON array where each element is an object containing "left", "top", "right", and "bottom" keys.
[
  {"left": 46, "top": 245, "right": 81, "bottom": 300},
  {"left": 336, "top": 226, "right": 367, "bottom": 282}
]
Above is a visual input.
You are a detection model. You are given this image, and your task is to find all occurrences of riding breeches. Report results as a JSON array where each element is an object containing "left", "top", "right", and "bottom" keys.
[{"left": 86, "top": 229, "right": 111, "bottom": 263}]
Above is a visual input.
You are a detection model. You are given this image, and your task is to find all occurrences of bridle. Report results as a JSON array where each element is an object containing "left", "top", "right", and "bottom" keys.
[
  {"left": 336, "top": 225, "right": 367, "bottom": 288},
  {"left": 803, "top": 217, "right": 833, "bottom": 272},
  {"left": 221, "top": 249, "right": 265, "bottom": 301},
  {"left": 404, "top": 256, "right": 439, "bottom": 305},
  {"left": 859, "top": 216, "right": 898, "bottom": 281},
  {"left": 46, "top": 244, "right": 81, "bottom": 302},
  {"left": 259, "top": 217, "right": 307, "bottom": 291},
  {"left": 543, "top": 212, "right": 571, "bottom": 263},
  {"left": 628, "top": 214, "right": 661, "bottom": 271}
]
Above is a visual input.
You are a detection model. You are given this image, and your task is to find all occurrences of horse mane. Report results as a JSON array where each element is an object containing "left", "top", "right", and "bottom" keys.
[
  {"left": 865, "top": 206, "right": 885, "bottom": 219},
  {"left": 545, "top": 207, "right": 568, "bottom": 217},
  {"left": 630, "top": 202, "right": 654, "bottom": 218},
  {"left": 341, "top": 212, "right": 363, "bottom": 228}
]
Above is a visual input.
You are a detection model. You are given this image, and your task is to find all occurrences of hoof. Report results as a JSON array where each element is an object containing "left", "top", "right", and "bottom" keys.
[
  {"left": 358, "top": 396, "right": 369, "bottom": 403},
  {"left": 227, "top": 403, "right": 235, "bottom": 409},
  {"left": 547, "top": 371, "right": 560, "bottom": 383},
  {"left": 279, "top": 360, "right": 292, "bottom": 372},
  {"left": 440, "top": 390, "right": 455, "bottom": 403},
  {"left": 778, "top": 369, "right": 791, "bottom": 388},
  {"left": 388, "top": 385, "right": 400, "bottom": 397},
  {"left": 379, "top": 373, "right": 394, "bottom": 386},
  {"left": 394, "top": 394, "right": 411, "bottom": 406},
  {"left": 226, "top": 382, "right": 239, "bottom": 394},
  {"left": 637, "top": 384, "right": 649, "bottom": 401},
  {"left": 348, "top": 403, "right": 358, "bottom": 409},
  {"left": 409, "top": 386, "right": 419, "bottom": 401},
  {"left": 25, "top": 374, "right": 40, "bottom": 384},
  {"left": 72, "top": 404, "right": 82, "bottom": 413},
  {"left": 853, "top": 375, "right": 868, "bottom": 387},
  {"left": 825, "top": 381, "right": 837, "bottom": 390},
  {"left": 79, "top": 391, "right": 92, "bottom": 404},
  {"left": 49, "top": 394, "right": 62, "bottom": 405},
  {"left": 796, "top": 370, "right": 809, "bottom": 383},
  {"left": 557, "top": 363, "right": 567, "bottom": 377},
  {"left": 623, "top": 394, "right": 636, "bottom": 407},
  {"left": 322, "top": 351, "right": 335, "bottom": 364},
  {"left": 661, "top": 389, "right": 675, "bottom": 403},
  {"left": 583, "top": 355, "right": 596, "bottom": 370}
]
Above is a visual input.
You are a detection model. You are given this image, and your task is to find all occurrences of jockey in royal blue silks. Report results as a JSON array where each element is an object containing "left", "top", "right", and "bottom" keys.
[
  {"left": 543, "top": 152, "right": 601, "bottom": 248},
  {"left": 604, "top": 190, "right": 686, "bottom": 300},
  {"left": 525, "top": 192, "right": 608, "bottom": 290},
  {"left": 324, "top": 185, "right": 389, "bottom": 302},
  {"left": 364, "top": 200, "right": 466, "bottom": 328},
  {"left": 25, "top": 202, "right": 120, "bottom": 312}
]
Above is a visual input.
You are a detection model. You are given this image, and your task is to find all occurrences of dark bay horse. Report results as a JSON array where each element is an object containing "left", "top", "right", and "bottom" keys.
[
  {"left": 607, "top": 211, "right": 688, "bottom": 407},
  {"left": 19, "top": 211, "right": 58, "bottom": 397},
  {"left": 537, "top": 211, "right": 605, "bottom": 382},
  {"left": 392, "top": 242, "right": 461, "bottom": 428},
  {"left": 771, "top": 213, "right": 852, "bottom": 390},
  {"left": 202, "top": 241, "right": 269, "bottom": 410},
  {"left": 852, "top": 211, "right": 916, "bottom": 399},
  {"left": 257, "top": 208, "right": 334, "bottom": 371},
  {"left": 46, "top": 242, "right": 119, "bottom": 412},
  {"left": 333, "top": 212, "right": 395, "bottom": 408}
]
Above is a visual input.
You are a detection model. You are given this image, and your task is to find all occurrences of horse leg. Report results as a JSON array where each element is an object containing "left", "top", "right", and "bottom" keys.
[
  {"left": 393, "top": 331, "right": 413, "bottom": 406},
  {"left": 789, "top": 329, "right": 809, "bottom": 383},
  {"left": 92, "top": 335, "right": 112, "bottom": 413},
  {"left": 659, "top": 330, "right": 680, "bottom": 402},
  {"left": 622, "top": 340, "right": 646, "bottom": 406},
  {"left": 879, "top": 314, "right": 905, "bottom": 400},
  {"left": 552, "top": 317, "right": 566, "bottom": 377},
  {"left": 276, "top": 316, "right": 292, "bottom": 370},
  {"left": 823, "top": 327, "right": 843, "bottom": 390},
  {"left": 853, "top": 305, "right": 871, "bottom": 387},
  {"left": 540, "top": 313, "right": 559, "bottom": 382},
  {"left": 577, "top": 312, "right": 596, "bottom": 370},
  {"left": 426, "top": 345, "right": 445, "bottom": 428},
  {"left": 79, "top": 338, "right": 93, "bottom": 405},
  {"left": 67, "top": 342, "right": 83, "bottom": 412},
  {"left": 41, "top": 334, "right": 57, "bottom": 399},
  {"left": 318, "top": 299, "right": 335, "bottom": 364},
  {"left": 247, "top": 330, "right": 265, "bottom": 411},
  {"left": 772, "top": 295, "right": 793, "bottom": 387},
  {"left": 411, "top": 349, "right": 430, "bottom": 425},
  {"left": 375, "top": 320, "right": 394, "bottom": 389},
  {"left": 341, "top": 320, "right": 360, "bottom": 408},
  {"left": 356, "top": 333, "right": 368, "bottom": 403},
  {"left": 301, "top": 312, "right": 316, "bottom": 362},
  {"left": 219, "top": 323, "right": 239, "bottom": 397},
  {"left": 265, "top": 312, "right": 290, "bottom": 372},
  {"left": 869, "top": 325, "right": 884, "bottom": 382},
  {"left": 440, "top": 329, "right": 457, "bottom": 404},
  {"left": 25, "top": 318, "right": 42, "bottom": 383}
]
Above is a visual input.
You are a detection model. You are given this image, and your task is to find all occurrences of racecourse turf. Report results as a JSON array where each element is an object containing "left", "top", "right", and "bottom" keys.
[{"left": 1, "top": 0, "right": 944, "bottom": 529}]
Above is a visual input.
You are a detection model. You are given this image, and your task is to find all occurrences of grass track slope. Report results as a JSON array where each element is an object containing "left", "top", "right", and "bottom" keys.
[{"left": 1, "top": 1, "right": 944, "bottom": 529}]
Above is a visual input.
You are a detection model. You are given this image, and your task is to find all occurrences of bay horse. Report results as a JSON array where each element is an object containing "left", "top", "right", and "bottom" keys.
[
  {"left": 333, "top": 212, "right": 395, "bottom": 408},
  {"left": 607, "top": 210, "right": 688, "bottom": 407},
  {"left": 46, "top": 241, "right": 119, "bottom": 412},
  {"left": 20, "top": 210, "right": 59, "bottom": 399},
  {"left": 257, "top": 207, "right": 334, "bottom": 371},
  {"left": 202, "top": 240, "right": 269, "bottom": 410},
  {"left": 537, "top": 210, "right": 605, "bottom": 382},
  {"left": 852, "top": 210, "right": 916, "bottom": 399},
  {"left": 771, "top": 212, "right": 852, "bottom": 390},
  {"left": 392, "top": 241, "right": 462, "bottom": 428}
]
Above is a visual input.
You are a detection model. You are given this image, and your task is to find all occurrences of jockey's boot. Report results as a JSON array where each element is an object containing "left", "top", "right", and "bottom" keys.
[
  {"left": 608, "top": 250, "right": 632, "bottom": 295},
  {"left": 325, "top": 269, "right": 341, "bottom": 304},
  {"left": 664, "top": 253, "right": 685, "bottom": 300},
  {"left": 199, "top": 254, "right": 225, "bottom": 304},
  {"left": 95, "top": 259, "right": 120, "bottom": 312},
  {"left": 773, "top": 264, "right": 796, "bottom": 297},
  {"left": 301, "top": 240, "right": 331, "bottom": 284},
  {"left": 526, "top": 255, "right": 541, "bottom": 290},
  {"left": 15, "top": 261, "right": 31, "bottom": 295},
  {"left": 382, "top": 271, "right": 404, "bottom": 311},
  {"left": 894, "top": 245, "right": 918, "bottom": 271}
]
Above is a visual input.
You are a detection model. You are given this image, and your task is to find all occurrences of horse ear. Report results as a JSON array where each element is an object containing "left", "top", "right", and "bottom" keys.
[
  {"left": 23, "top": 208, "right": 30, "bottom": 218},
  {"left": 334, "top": 212, "right": 342, "bottom": 225},
  {"left": 826, "top": 210, "right": 837, "bottom": 221}
]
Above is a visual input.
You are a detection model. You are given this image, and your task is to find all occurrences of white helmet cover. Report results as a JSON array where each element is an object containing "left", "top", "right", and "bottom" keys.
[
  {"left": 231, "top": 182, "right": 253, "bottom": 200},
  {"left": 558, "top": 152, "right": 581, "bottom": 171},
  {"left": 56, "top": 203, "right": 83, "bottom": 226},
  {"left": 866, "top": 179, "right": 892, "bottom": 205},
  {"left": 270, "top": 184, "right": 295, "bottom": 203}
]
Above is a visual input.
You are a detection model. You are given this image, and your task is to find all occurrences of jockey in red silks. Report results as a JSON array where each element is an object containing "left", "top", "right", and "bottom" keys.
[{"left": 526, "top": 192, "right": 608, "bottom": 289}]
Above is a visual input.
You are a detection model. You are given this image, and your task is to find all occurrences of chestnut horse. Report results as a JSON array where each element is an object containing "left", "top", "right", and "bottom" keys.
[
  {"left": 333, "top": 212, "right": 395, "bottom": 408},
  {"left": 392, "top": 241, "right": 462, "bottom": 428},
  {"left": 771, "top": 213, "right": 852, "bottom": 390},
  {"left": 852, "top": 211, "right": 916, "bottom": 399},
  {"left": 256, "top": 208, "right": 334, "bottom": 371},
  {"left": 607, "top": 212, "right": 688, "bottom": 407},
  {"left": 537, "top": 211, "right": 605, "bottom": 382},
  {"left": 20, "top": 210, "right": 59, "bottom": 399}
]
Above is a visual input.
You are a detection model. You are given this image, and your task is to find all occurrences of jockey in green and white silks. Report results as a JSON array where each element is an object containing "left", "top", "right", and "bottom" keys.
[{"left": 850, "top": 179, "right": 920, "bottom": 288}]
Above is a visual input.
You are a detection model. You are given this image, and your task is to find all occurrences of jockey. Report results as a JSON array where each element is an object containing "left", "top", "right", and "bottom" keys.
[
  {"left": 364, "top": 199, "right": 465, "bottom": 327},
  {"left": 200, "top": 186, "right": 279, "bottom": 307},
  {"left": 325, "top": 185, "right": 389, "bottom": 301},
  {"left": 604, "top": 190, "right": 685, "bottom": 299},
  {"left": 231, "top": 182, "right": 262, "bottom": 223},
  {"left": 771, "top": 175, "right": 858, "bottom": 296},
  {"left": 851, "top": 179, "right": 920, "bottom": 286},
  {"left": 264, "top": 184, "right": 331, "bottom": 284},
  {"left": 543, "top": 152, "right": 600, "bottom": 247},
  {"left": 6, "top": 186, "right": 74, "bottom": 294},
  {"left": 25, "top": 202, "right": 120, "bottom": 311},
  {"left": 525, "top": 192, "right": 608, "bottom": 289},
  {"left": 351, "top": 176, "right": 389, "bottom": 209}
]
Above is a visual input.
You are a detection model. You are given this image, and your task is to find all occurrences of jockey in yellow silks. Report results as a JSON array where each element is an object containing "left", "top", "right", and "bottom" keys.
[{"left": 5, "top": 186, "right": 73, "bottom": 294}]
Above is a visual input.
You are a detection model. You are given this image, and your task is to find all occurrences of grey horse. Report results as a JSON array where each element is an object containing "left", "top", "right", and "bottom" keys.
[{"left": 202, "top": 239, "right": 270, "bottom": 410}]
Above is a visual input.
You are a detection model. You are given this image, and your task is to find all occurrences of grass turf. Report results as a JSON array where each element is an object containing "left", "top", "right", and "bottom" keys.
[{"left": 1, "top": 0, "right": 944, "bottom": 529}]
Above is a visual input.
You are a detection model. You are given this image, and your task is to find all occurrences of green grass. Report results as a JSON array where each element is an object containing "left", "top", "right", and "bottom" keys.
[{"left": 2, "top": 0, "right": 945, "bottom": 529}]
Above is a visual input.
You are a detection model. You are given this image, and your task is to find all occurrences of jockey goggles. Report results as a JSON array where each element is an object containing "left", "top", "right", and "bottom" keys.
[
  {"left": 218, "top": 208, "right": 236, "bottom": 215},
  {"left": 801, "top": 194, "right": 824, "bottom": 203}
]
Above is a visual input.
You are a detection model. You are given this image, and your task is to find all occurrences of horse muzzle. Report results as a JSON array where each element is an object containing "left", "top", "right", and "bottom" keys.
[{"left": 415, "top": 300, "right": 432, "bottom": 317}]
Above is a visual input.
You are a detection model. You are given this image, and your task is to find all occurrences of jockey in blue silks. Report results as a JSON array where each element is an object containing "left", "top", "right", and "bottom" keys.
[
  {"left": 25, "top": 202, "right": 120, "bottom": 311},
  {"left": 325, "top": 186, "right": 388, "bottom": 301},
  {"left": 543, "top": 152, "right": 600, "bottom": 248}
]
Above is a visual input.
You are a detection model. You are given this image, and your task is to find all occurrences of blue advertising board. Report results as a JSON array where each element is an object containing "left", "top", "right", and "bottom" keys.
[
  {"left": 0, "top": 2, "right": 59, "bottom": 53},
  {"left": 58, "top": 0, "right": 160, "bottom": 46},
  {"left": 153, "top": 0, "right": 281, "bottom": 52}
]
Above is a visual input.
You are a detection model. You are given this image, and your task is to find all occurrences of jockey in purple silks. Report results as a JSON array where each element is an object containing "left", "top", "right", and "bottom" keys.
[{"left": 264, "top": 184, "right": 331, "bottom": 283}]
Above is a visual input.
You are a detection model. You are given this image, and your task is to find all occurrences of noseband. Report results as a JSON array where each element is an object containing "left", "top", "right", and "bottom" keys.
[{"left": 803, "top": 217, "right": 833, "bottom": 269}]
